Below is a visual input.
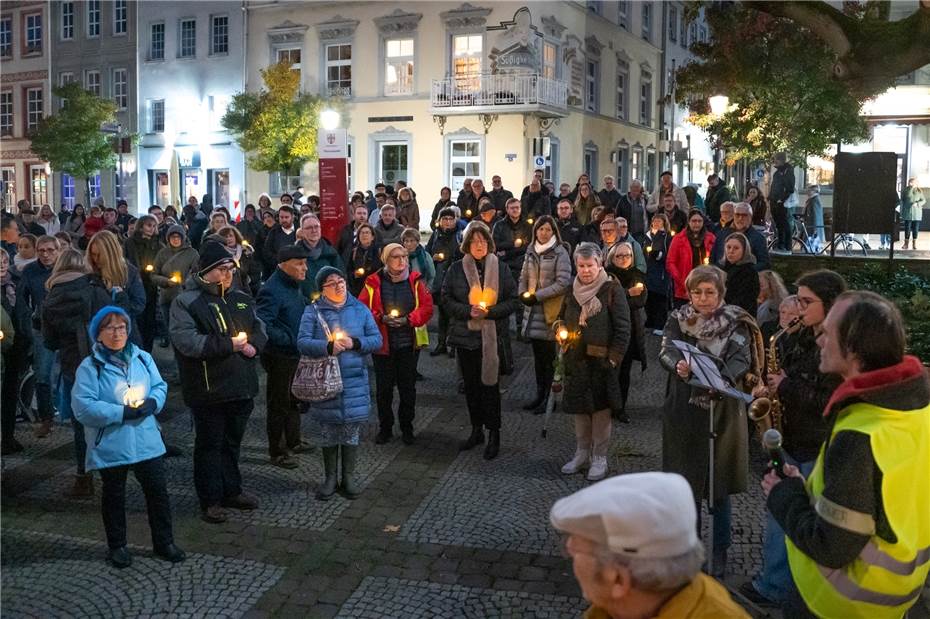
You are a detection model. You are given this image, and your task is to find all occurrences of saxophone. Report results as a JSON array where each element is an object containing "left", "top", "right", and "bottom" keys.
[{"left": 748, "top": 316, "right": 801, "bottom": 437}]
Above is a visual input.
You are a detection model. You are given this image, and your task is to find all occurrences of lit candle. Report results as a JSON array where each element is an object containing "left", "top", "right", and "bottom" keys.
[
  {"left": 123, "top": 385, "right": 146, "bottom": 408},
  {"left": 522, "top": 292, "right": 532, "bottom": 299},
  {"left": 645, "top": 245, "right": 652, "bottom": 252},
  {"left": 170, "top": 272, "right": 181, "bottom": 284},
  {"left": 389, "top": 309, "right": 399, "bottom": 318},
  {"left": 703, "top": 257, "right": 710, "bottom": 265},
  {"left": 633, "top": 282, "right": 645, "bottom": 292},
  {"left": 557, "top": 328, "right": 569, "bottom": 341},
  {"left": 241, "top": 240, "right": 250, "bottom": 248},
  {"left": 514, "top": 238, "right": 523, "bottom": 247},
  {"left": 145, "top": 264, "right": 154, "bottom": 272},
  {"left": 465, "top": 209, "right": 472, "bottom": 217},
  {"left": 478, "top": 301, "right": 487, "bottom": 310},
  {"left": 332, "top": 330, "right": 346, "bottom": 341},
  {"left": 436, "top": 252, "right": 444, "bottom": 261},
  {"left": 527, "top": 218, "right": 534, "bottom": 225},
  {"left": 237, "top": 331, "right": 247, "bottom": 339},
  {"left": 355, "top": 267, "right": 365, "bottom": 276},
  {"left": 670, "top": 231, "right": 676, "bottom": 237}
]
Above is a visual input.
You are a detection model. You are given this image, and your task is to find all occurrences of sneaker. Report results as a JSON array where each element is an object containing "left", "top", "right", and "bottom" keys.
[
  {"left": 652, "top": 329, "right": 664, "bottom": 337},
  {"left": 270, "top": 454, "right": 299, "bottom": 469},
  {"left": 221, "top": 493, "right": 259, "bottom": 511},
  {"left": 561, "top": 449, "right": 590, "bottom": 475},
  {"left": 586, "top": 456, "right": 608, "bottom": 481}
]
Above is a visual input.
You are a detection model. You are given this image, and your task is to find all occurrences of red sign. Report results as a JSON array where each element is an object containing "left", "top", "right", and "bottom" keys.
[{"left": 319, "top": 157, "right": 348, "bottom": 246}]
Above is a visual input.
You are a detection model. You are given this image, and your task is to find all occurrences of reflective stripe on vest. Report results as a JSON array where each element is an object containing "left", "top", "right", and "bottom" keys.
[{"left": 786, "top": 400, "right": 930, "bottom": 619}]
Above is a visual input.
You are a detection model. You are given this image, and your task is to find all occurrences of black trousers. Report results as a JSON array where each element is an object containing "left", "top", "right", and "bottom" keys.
[
  {"left": 373, "top": 348, "right": 417, "bottom": 434},
  {"left": 436, "top": 306, "right": 450, "bottom": 348},
  {"left": 99, "top": 456, "right": 174, "bottom": 550},
  {"left": 773, "top": 203, "right": 792, "bottom": 250},
  {"left": 530, "top": 339, "right": 557, "bottom": 396},
  {"left": 137, "top": 292, "right": 158, "bottom": 352},
  {"left": 192, "top": 399, "right": 252, "bottom": 509},
  {"left": 262, "top": 354, "right": 301, "bottom": 458},
  {"left": 1, "top": 347, "right": 26, "bottom": 444},
  {"left": 645, "top": 292, "right": 669, "bottom": 329},
  {"left": 457, "top": 346, "right": 501, "bottom": 431},
  {"left": 618, "top": 352, "right": 635, "bottom": 410}
]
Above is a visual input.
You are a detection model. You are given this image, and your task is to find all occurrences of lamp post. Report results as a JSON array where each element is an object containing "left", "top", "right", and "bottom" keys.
[{"left": 708, "top": 95, "right": 729, "bottom": 175}]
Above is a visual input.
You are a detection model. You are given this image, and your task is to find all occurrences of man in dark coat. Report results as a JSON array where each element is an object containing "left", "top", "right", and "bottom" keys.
[
  {"left": 488, "top": 175, "right": 514, "bottom": 216},
  {"left": 457, "top": 178, "right": 490, "bottom": 221},
  {"left": 261, "top": 205, "right": 297, "bottom": 269},
  {"left": 425, "top": 207, "right": 462, "bottom": 356},
  {"left": 710, "top": 202, "right": 771, "bottom": 271},
  {"left": 337, "top": 203, "right": 371, "bottom": 258},
  {"left": 769, "top": 152, "right": 795, "bottom": 252},
  {"left": 616, "top": 180, "right": 650, "bottom": 241},
  {"left": 703, "top": 174, "right": 731, "bottom": 224},
  {"left": 555, "top": 198, "right": 582, "bottom": 257},
  {"left": 597, "top": 175, "right": 622, "bottom": 214}
]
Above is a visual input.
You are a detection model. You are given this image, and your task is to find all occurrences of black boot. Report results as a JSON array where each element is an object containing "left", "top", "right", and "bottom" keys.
[
  {"left": 532, "top": 393, "right": 549, "bottom": 416},
  {"left": 459, "top": 426, "right": 484, "bottom": 451},
  {"left": 522, "top": 385, "right": 546, "bottom": 411},
  {"left": 483, "top": 429, "right": 500, "bottom": 460},
  {"left": 339, "top": 445, "right": 360, "bottom": 500},
  {"left": 316, "top": 446, "right": 339, "bottom": 501}
]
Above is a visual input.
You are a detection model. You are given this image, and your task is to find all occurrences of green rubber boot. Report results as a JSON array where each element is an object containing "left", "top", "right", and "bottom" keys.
[
  {"left": 339, "top": 445, "right": 360, "bottom": 500},
  {"left": 315, "top": 446, "right": 339, "bottom": 501}
]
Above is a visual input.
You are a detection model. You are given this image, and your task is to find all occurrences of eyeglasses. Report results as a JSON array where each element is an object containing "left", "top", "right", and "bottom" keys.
[
  {"left": 101, "top": 324, "right": 128, "bottom": 334},
  {"left": 797, "top": 297, "right": 822, "bottom": 309},
  {"left": 322, "top": 279, "right": 346, "bottom": 289},
  {"left": 616, "top": 253, "right": 633, "bottom": 259},
  {"left": 215, "top": 265, "right": 238, "bottom": 274},
  {"left": 689, "top": 289, "right": 719, "bottom": 298}
]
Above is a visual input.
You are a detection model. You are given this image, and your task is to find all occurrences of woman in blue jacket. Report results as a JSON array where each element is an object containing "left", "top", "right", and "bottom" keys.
[
  {"left": 71, "top": 306, "right": 185, "bottom": 569},
  {"left": 298, "top": 266, "right": 381, "bottom": 501}
]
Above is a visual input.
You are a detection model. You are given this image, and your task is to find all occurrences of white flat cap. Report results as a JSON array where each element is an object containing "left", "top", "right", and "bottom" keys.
[{"left": 550, "top": 472, "right": 699, "bottom": 559}]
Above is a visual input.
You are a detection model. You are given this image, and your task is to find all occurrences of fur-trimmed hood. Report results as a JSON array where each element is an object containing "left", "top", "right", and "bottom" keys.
[{"left": 823, "top": 355, "right": 930, "bottom": 417}]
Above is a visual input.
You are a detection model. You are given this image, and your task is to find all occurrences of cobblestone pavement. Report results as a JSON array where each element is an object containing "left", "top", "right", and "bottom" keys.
[{"left": 9, "top": 330, "right": 919, "bottom": 618}]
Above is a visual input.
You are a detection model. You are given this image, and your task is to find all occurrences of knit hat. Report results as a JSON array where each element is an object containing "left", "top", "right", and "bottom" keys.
[
  {"left": 198, "top": 240, "right": 236, "bottom": 275},
  {"left": 315, "top": 265, "right": 344, "bottom": 291},
  {"left": 479, "top": 201, "right": 497, "bottom": 214},
  {"left": 380, "top": 243, "right": 404, "bottom": 265},
  {"left": 166, "top": 224, "right": 186, "bottom": 242},
  {"left": 88, "top": 305, "right": 131, "bottom": 342}
]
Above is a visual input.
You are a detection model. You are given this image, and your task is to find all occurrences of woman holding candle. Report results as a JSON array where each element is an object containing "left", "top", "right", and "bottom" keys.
[
  {"left": 441, "top": 221, "right": 519, "bottom": 460},
  {"left": 72, "top": 305, "right": 185, "bottom": 568},
  {"left": 125, "top": 216, "right": 165, "bottom": 352},
  {"left": 559, "top": 243, "right": 631, "bottom": 481},
  {"left": 65, "top": 204, "right": 86, "bottom": 242},
  {"left": 359, "top": 243, "right": 434, "bottom": 445},
  {"left": 87, "top": 230, "right": 147, "bottom": 349},
  {"left": 298, "top": 267, "right": 381, "bottom": 500},
  {"left": 606, "top": 242, "right": 647, "bottom": 423},
  {"left": 665, "top": 209, "right": 715, "bottom": 310},
  {"left": 344, "top": 223, "right": 381, "bottom": 298},
  {"left": 644, "top": 214, "right": 672, "bottom": 332},
  {"left": 425, "top": 207, "right": 461, "bottom": 357},
  {"left": 151, "top": 225, "right": 199, "bottom": 337},
  {"left": 517, "top": 215, "right": 572, "bottom": 415},
  {"left": 719, "top": 232, "right": 760, "bottom": 316}
]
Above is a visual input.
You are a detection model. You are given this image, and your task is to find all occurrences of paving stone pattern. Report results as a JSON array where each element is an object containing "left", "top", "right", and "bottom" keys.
[{"left": 1, "top": 418, "right": 73, "bottom": 471}]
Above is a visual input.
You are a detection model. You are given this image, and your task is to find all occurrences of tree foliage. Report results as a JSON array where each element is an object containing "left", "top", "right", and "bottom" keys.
[
  {"left": 222, "top": 61, "right": 328, "bottom": 175},
  {"left": 30, "top": 82, "right": 119, "bottom": 202},
  {"left": 676, "top": 1, "right": 929, "bottom": 161}
]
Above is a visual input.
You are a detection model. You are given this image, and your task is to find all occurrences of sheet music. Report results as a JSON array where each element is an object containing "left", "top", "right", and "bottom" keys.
[{"left": 670, "top": 339, "right": 754, "bottom": 403}]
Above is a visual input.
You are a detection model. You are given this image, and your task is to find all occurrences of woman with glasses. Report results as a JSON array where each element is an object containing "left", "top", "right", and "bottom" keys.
[
  {"left": 659, "top": 265, "right": 764, "bottom": 576},
  {"left": 359, "top": 243, "right": 433, "bottom": 445},
  {"left": 298, "top": 267, "right": 381, "bottom": 500},
  {"left": 606, "top": 242, "right": 647, "bottom": 423},
  {"left": 344, "top": 223, "right": 381, "bottom": 298}
]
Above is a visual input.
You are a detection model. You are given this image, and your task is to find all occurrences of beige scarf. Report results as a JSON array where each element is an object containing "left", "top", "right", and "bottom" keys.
[
  {"left": 463, "top": 253, "right": 499, "bottom": 386},
  {"left": 572, "top": 268, "right": 609, "bottom": 326}
]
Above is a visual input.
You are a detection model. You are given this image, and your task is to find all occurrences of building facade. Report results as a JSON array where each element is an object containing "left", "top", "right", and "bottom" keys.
[
  {"left": 135, "top": 1, "right": 246, "bottom": 216},
  {"left": 0, "top": 0, "right": 51, "bottom": 211},
  {"left": 245, "top": 1, "right": 663, "bottom": 228},
  {"left": 49, "top": 0, "right": 137, "bottom": 211}
]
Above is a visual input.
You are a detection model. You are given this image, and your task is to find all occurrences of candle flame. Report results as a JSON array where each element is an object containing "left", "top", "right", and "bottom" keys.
[
  {"left": 436, "top": 253, "right": 444, "bottom": 260},
  {"left": 123, "top": 385, "right": 146, "bottom": 407},
  {"left": 145, "top": 264, "right": 154, "bottom": 272},
  {"left": 527, "top": 218, "right": 534, "bottom": 225},
  {"left": 558, "top": 328, "right": 569, "bottom": 341},
  {"left": 465, "top": 210, "right": 472, "bottom": 217},
  {"left": 389, "top": 309, "right": 399, "bottom": 317},
  {"left": 171, "top": 272, "right": 181, "bottom": 283},
  {"left": 355, "top": 267, "right": 365, "bottom": 276},
  {"left": 479, "top": 301, "right": 487, "bottom": 309}
]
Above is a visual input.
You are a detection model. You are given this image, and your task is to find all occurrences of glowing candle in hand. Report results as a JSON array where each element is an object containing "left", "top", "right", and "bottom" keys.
[
  {"left": 145, "top": 264, "right": 154, "bottom": 272},
  {"left": 479, "top": 301, "right": 487, "bottom": 310},
  {"left": 527, "top": 218, "right": 534, "bottom": 225},
  {"left": 557, "top": 328, "right": 569, "bottom": 341},
  {"left": 171, "top": 272, "right": 181, "bottom": 283},
  {"left": 389, "top": 309, "right": 399, "bottom": 318},
  {"left": 465, "top": 209, "right": 472, "bottom": 217},
  {"left": 436, "top": 253, "right": 444, "bottom": 261},
  {"left": 332, "top": 330, "right": 346, "bottom": 342},
  {"left": 123, "top": 385, "right": 146, "bottom": 408},
  {"left": 355, "top": 267, "right": 365, "bottom": 276},
  {"left": 514, "top": 238, "right": 523, "bottom": 247},
  {"left": 522, "top": 292, "right": 531, "bottom": 299}
]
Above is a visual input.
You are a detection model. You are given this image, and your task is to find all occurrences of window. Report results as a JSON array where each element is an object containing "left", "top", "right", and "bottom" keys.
[
  {"left": 616, "top": 146, "right": 629, "bottom": 189},
  {"left": 150, "top": 99, "right": 165, "bottom": 132},
  {"left": 544, "top": 139, "right": 559, "bottom": 186},
  {"left": 1, "top": 167, "right": 15, "bottom": 208},
  {"left": 587, "top": 1, "right": 603, "bottom": 15},
  {"left": 585, "top": 60, "right": 599, "bottom": 113},
  {"left": 583, "top": 146, "right": 598, "bottom": 182},
  {"left": 616, "top": 61, "right": 629, "bottom": 120},
  {"left": 0, "top": 91, "right": 11, "bottom": 136},
  {"left": 542, "top": 41, "right": 558, "bottom": 80},
  {"left": 669, "top": 6, "right": 678, "bottom": 42},
  {"left": 639, "top": 71, "right": 652, "bottom": 126},
  {"left": 452, "top": 34, "right": 482, "bottom": 89},
  {"left": 62, "top": 173, "right": 75, "bottom": 209},
  {"left": 385, "top": 38, "right": 414, "bottom": 96},
  {"left": 0, "top": 16, "right": 11, "bottom": 57},
  {"left": 85, "top": 70, "right": 101, "bottom": 96},
  {"left": 325, "top": 43, "right": 352, "bottom": 97},
  {"left": 113, "top": 0, "right": 127, "bottom": 35},
  {"left": 276, "top": 47, "right": 301, "bottom": 84},
  {"left": 87, "top": 0, "right": 100, "bottom": 38},
  {"left": 618, "top": 1, "right": 630, "bottom": 30},
  {"left": 26, "top": 87, "right": 43, "bottom": 132},
  {"left": 112, "top": 68, "right": 127, "bottom": 110},
  {"left": 270, "top": 171, "right": 301, "bottom": 196},
  {"left": 690, "top": 23, "right": 698, "bottom": 45},
  {"left": 61, "top": 2, "right": 74, "bottom": 40},
  {"left": 179, "top": 18, "right": 196, "bottom": 58},
  {"left": 25, "top": 12, "right": 41, "bottom": 53},
  {"left": 346, "top": 141, "right": 353, "bottom": 192},
  {"left": 449, "top": 139, "right": 480, "bottom": 191},
  {"left": 30, "top": 165, "right": 48, "bottom": 206},
  {"left": 680, "top": 15, "right": 688, "bottom": 48},
  {"left": 89, "top": 173, "right": 101, "bottom": 199},
  {"left": 642, "top": 2, "right": 652, "bottom": 42},
  {"left": 150, "top": 22, "right": 164, "bottom": 60},
  {"left": 58, "top": 72, "right": 74, "bottom": 107},
  {"left": 631, "top": 149, "right": 642, "bottom": 183},
  {"left": 114, "top": 170, "right": 123, "bottom": 201},
  {"left": 646, "top": 150, "right": 656, "bottom": 191},
  {"left": 211, "top": 14, "right": 228, "bottom": 55}
]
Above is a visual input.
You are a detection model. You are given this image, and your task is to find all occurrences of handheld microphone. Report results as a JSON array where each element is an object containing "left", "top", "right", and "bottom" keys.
[{"left": 762, "top": 428, "right": 788, "bottom": 479}]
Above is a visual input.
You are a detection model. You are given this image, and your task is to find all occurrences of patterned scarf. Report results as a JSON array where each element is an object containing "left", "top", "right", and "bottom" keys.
[{"left": 572, "top": 268, "right": 609, "bottom": 326}]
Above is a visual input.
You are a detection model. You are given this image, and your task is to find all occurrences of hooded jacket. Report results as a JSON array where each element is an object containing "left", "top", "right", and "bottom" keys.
[
  {"left": 125, "top": 230, "right": 166, "bottom": 297},
  {"left": 151, "top": 225, "right": 200, "bottom": 306}
]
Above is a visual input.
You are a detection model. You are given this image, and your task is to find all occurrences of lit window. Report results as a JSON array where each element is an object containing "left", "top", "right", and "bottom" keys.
[
  {"left": 385, "top": 38, "right": 414, "bottom": 96},
  {"left": 87, "top": 0, "right": 101, "bottom": 38},
  {"left": 30, "top": 165, "right": 48, "bottom": 206},
  {"left": 113, "top": 0, "right": 127, "bottom": 35},
  {"left": 2, "top": 167, "right": 15, "bottom": 207},
  {"left": 452, "top": 34, "right": 482, "bottom": 89},
  {"left": 325, "top": 43, "right": 352, "bottom": 97},
  {"left": 61, "top": 2, "right": 74, "bottom": 40},
  {"left": 179, "top": 18, "right": 196, "bottom": 58},
  {"left": 150, "top": 23, "right": 164, "bottom": 60},
  {"left": 211, "top": 14, "right": 228, "bottom": 55},
  {"left": 112, "top": 68, "right": 128, "bottom": 110},
  {"left": 62, "top": 174, "right": 75, "bottom": 209}
]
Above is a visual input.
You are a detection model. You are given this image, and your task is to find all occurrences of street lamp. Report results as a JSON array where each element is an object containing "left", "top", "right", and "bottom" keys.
[
  {"left": 708, "top": 95, "right": 729, "bottom": 175},
  {"left": 320, "top": 109, "right": 341, "bottom": 131}
]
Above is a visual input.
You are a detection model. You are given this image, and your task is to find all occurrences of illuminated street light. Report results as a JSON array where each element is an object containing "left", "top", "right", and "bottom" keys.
[
  {"left": 709, "top": 95, "right": 730, "bottom": 117},
  {"left": 320, "top": 109, "right": 341, "bottom": 130}
]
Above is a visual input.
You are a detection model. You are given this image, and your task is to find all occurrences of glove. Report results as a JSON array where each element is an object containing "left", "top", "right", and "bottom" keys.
[
  {"left": 520, "top": 293, "right": 538, "bottom": 306},
  {"left": 122, "top": 398, "right": 157, "bottom": 422}
]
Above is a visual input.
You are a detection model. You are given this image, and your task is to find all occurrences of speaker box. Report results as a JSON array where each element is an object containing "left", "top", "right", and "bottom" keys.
[{"left": 832, "top": 152, "right": 898, "bottom": 235}]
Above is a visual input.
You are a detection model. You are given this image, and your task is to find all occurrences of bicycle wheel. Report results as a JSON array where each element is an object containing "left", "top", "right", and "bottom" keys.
[
  {"left": 839, "top": 237, "right": 867, "bottom": 257},
  {"left": 792, "top": 236, "right": 812, "bottom": 254}
]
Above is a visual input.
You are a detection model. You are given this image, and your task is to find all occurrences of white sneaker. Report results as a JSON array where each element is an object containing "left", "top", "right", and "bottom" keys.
[
  {"left": 561, "top": 450, "right": 590, "bottom": 475},
  {"left": 652, "top": 329, "right": 664, "bottom": 336},
  {"left": 586, "top": 456, "right": 608, "bottom": 481}
]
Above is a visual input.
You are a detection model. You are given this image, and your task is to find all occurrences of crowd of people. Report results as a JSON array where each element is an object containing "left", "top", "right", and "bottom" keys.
[{"left": 0, "top": 166, "right": 927, "bottom": 619}]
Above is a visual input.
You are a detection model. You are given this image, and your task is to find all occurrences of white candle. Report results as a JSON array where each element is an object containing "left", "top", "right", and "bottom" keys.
[
  {"left": 389, "top": 309, "right": 399, "bottom": 318},
  {"left": 145, "top": 264, "right": 154, "bottom": 272}
]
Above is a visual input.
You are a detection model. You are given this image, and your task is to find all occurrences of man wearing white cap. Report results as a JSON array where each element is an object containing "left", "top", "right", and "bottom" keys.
[{"left": 550, "top": 472, "right": 749, "bottom": 618}]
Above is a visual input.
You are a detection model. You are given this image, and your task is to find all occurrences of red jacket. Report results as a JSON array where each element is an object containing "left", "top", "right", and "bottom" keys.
[
  {"left": 666, "top": 231, "right": 716, "bottom": 300},
  {"left": 358, "top": 270, "right": 434, "bottom": 356}
]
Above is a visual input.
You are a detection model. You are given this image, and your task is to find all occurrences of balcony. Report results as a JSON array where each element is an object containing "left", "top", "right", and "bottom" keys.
[{"left": 430, "top": 73, "right": 568, "bottom": 118}]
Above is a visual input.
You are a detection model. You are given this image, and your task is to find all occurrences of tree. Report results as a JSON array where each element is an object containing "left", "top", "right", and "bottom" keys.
[
  {"left": 222, "top": 61, "right": 328, "bottom": 187},
  {"left": 676, "top": 1, "right": 930, "bottom": 162},
  {"left": 30, "top": 82, "right": 119, "bottom": 205}
]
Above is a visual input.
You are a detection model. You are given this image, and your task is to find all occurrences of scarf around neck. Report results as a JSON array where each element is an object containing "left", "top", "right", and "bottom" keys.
[
  {"left": 573, "top": 268, "right": 609, "bottom": 326},
  {"left": 534, "top": 236, "right": 557, "bottom": 255},
  {"left": 463, "top": 253, "right": 500, "bottom": 386}
]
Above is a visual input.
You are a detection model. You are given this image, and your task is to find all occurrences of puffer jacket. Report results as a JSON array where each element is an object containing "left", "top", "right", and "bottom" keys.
[
  {"left": 518, "top": 241, "right": 572, "bottom": 341},
  {"left": 666, "top": 231, "right": 715, "bottom": 300},
  {"left": 359, "top": 270, "right": 434, "bottom": 356},
  {"left": 441, "top": 255, "right": 519, "bottom": 350},
  {"left": 255, "top": 267, "right": 307, "bottom": 358},
  {"left": 296, "top": 296, "right": 382, "bottom": 425},
  {"left": 169, "top": 275, "right": 268, "bottom": 407},
  {"left": 408, "top": 244, "right": 436, "bottom": 290},
  {"left": 151, "top": 226, "right": 199, "bottom": 306},
  {"left": 72, "top": 342, "right": 167, "bottom": 471}
]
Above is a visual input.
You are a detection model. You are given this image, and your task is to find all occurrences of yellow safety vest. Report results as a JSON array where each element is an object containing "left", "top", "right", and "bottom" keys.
[{"left": 786, "top": 401, "right": 930, "bottom": 618}]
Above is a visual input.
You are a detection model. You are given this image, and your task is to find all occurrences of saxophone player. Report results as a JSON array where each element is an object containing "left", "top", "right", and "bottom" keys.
[{"left": 741, "top": 270, "right": 847, "bottom": 607}]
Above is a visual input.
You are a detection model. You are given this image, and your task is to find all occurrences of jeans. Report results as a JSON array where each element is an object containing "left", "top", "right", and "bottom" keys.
[
  {"left": 99, "top": 456, "right": 174, "bottom": 550},
  {"left": 373, "top": 348, "right": 417, "bottom": 435},
  {"left": 261, "top": 354, "right": 300, "bottom": 458},
  {"left": 753, "top": 457, "right": 816, "bottom": 602},
  {"left": 32, "top": 330, "right": 55, "bottom": 421},
  {"left": 457, "top": 346, "right": 501, "bottom": 431},
  {"left": 696, "top": 495, "right": 732, "bottom": 559},
  {"left": 904, "top": 220, "right": 920, "bottom": 242},
  {"left": 192, "top": 399, "right": 252, "bottom": 509}
]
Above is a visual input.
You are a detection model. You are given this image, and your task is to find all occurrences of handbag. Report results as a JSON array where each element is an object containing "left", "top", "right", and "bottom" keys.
[{"left": 291, "top": 309, "right": 344, "bottom": 402}]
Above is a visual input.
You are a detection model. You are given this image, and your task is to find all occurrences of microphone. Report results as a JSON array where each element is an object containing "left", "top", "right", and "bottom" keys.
[{"left": 762, "top": 428, "right": 788, "bottom": 479}]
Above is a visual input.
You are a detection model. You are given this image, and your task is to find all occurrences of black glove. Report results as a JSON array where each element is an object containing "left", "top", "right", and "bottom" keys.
[
  {"left": 122, "top": 398, "right": 157, "bottom": 422},
  {"left": 520, "top": 293, "right": 538, "bottom": 306}
]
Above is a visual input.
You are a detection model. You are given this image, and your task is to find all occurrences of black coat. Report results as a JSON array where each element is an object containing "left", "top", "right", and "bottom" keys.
[
  {"left": 425, "top": 227, "right": 461, "bottom": 296},
  {"left": 608, "top": 266, "right": 647, "bottom": 367},
  {"left": 492, "top": 217, "right": 532, "bottom": 280},
  {"left": 41, "top": 274, "right": 114, "bottom": 380},
  {"left": 261, "top": 225, "right": 296, "bottom": 269},
  {"left": 722, "top": 261, "right": 760, "bottom": 316},
  {"left": 521, "top": 189, "right": 550, "bottom": 221},
  {"left": 644, "top": 230, "right": 671, "bottom": 296},
  {"left": 598, "top": 188, "right": 622, "bottom": 214},
  {"left": 441, "top": 256, "right": 518, "bottom": 351},
  {"left": 489, "top": 188, "right": 514, "bottom": 215},
  {"left": 704, "top": 183, "right": 731, "bottom": 222},
  {"left": 429, "top": 199, "right": 455, "bottom": 230},
  {"left": 556, "top": 217, "right": 583, "bottom": 258},
  {"left": 343, "top": 242, "right": 382, "bottom": 298}
]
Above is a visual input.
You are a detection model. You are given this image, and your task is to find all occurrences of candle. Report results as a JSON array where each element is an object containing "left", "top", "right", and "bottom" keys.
[
  {"left": 527, "top": 218, "right": 534, "bottom": 225},
  {"left": 703, "top": 257, "right": 710, "bottom": 265},
  {"left": 170, "top": 272, "right": 181, "bottom": 284},
  {"left": 237, "top": 331, "right": 247, "bottom": 339},
  {"left": 670, "top": 231, "right": 676, "bottom": 237},
  {"left": 557, "top": 328, "right": 569, "bottom": 341},
  {"left": 389, "top": 309, "right": 399, "bottom": 318},
  {"left": 514, "top": 238, "right": 523, "bottom": 247},
  {"left": 123, "top": 385, "right": 146, "bottom": 408},
  {"left": 522, "top": 292, "right": 532, "bottom": 299},
  {"left": 332, "top": 330, "right": 346, "bottom": 341},
  {"left": 241, "top": 240, "right": 250, "bottom": 248},
  {"left": 436, "top": 252, "right": 444, "bottom": 260},
  {"left": 478, "top": 301, "right": 487, "bottom": 310},
  {"left": 355, "top": 267, "right": 365, "bottom": 276},
  {"left": 145, "top": 264, "right": 154, "bottom": 272},
  {"left": 465, "top": 209, "right": 472, "bottom": 217},
  {"left": 645, "top": 245, "right": 652, "bottom": 252}
]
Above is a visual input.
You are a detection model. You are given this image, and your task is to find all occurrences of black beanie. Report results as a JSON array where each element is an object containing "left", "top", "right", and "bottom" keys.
[{"left": 198, "top": 240, "right": 235, "bottom": 275}]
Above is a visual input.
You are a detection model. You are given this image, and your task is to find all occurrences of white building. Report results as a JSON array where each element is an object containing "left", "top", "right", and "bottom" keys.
[{"left": 135, "top": 1, "right": 246, "bottom": 216}]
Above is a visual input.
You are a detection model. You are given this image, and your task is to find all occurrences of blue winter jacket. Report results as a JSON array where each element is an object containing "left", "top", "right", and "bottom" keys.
[
  {"left": 256, "top": 267, "right": 307, "bottom": 358},
  {"left": 71, "top": 342, "right": 168, "bottom": 471},
  {"left": 297, "top": 296, "right": 382, "bottom": 425}
]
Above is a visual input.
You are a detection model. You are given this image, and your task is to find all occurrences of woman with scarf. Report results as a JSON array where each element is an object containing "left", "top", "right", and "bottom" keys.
[
  {"left": 441, "top": 221, "right": 519, "bottom": 460},
  {"left": 720, "top": 232, "right": 760, "bottom": 316},
  {"left": 518, "top": 215, "right": 572, "bottom": 415},
  {"left": 37, "top": 204, "right": 60, "bottom": 235},
  {"left": 359, "top": 243, "right": 433, "bottom": 445},
  {"left": 572, "top": 183, "right": 601, "bottom": 226},
  {"left": 644, "top": 213, "right": 672, "bottom": 332},
  {"left": 344, "top": 223, "right": 381, "bottom": 298},
  {"left": 396, "top": 187, "right": 420, "bottom": 230},
  {"left": 71, "top": 305, "right": 184, "bottom": 568},
  {"left": 151, "top": 224, "right": 199, "bottom": 338},
  {"left": 606, "top": 242, "right": 647, "bottom": 423},
  {"left": 666, "top": 209, "right": 716, "bottom": 310},
  {"left": 402, "top": 227, "right": 435, "bottom": 290},
  {"left": 559, "top": 243, "right": 631, "bottom": 481},
  {"left": 297, "top": 267, "right": 381, "bottom": 500},
  {"left": 658, "top": 265, "right": 763, "bottom": 576},
  {"left": 87, "top": 230, "right": 147, "bottom": 349}
]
